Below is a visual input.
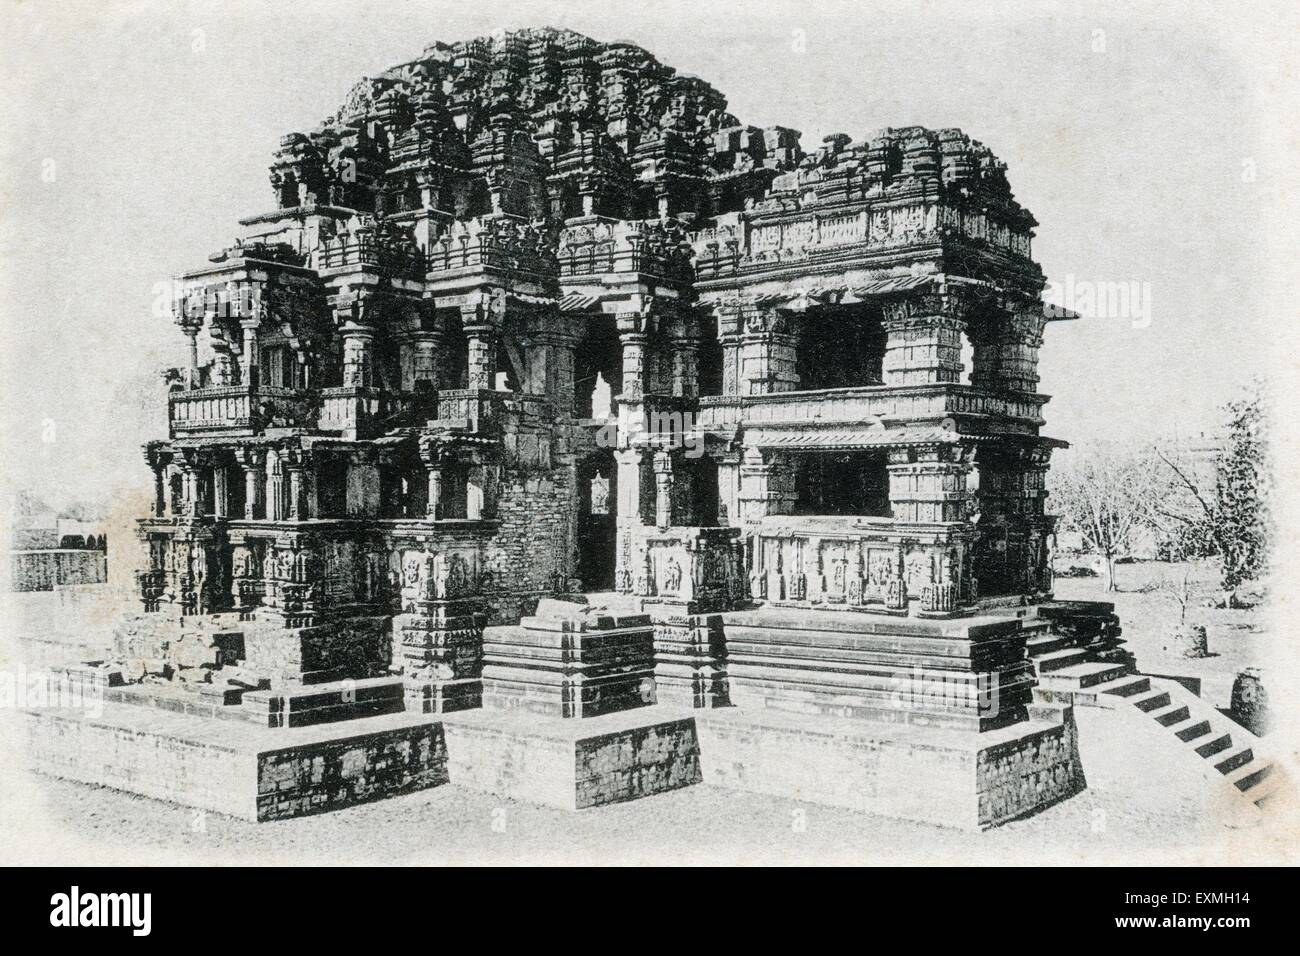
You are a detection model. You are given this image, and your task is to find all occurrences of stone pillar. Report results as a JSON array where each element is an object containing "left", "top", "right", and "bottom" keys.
[
  {"left": 524, "top": 312, "right": 579, "bottom": 414},
  {"left": 616, "top": 310, "right": 650, "bottom": 400},
  {"left": 145, "top": 447, "right": 172, "bottom": 518},
  {"left": 737, "top": 304, "right": 798, "bottom": 394},
  {"left": 467, "top": 465, "right": 487, "bottom": 520},
  {"left": 185, "top": 328, "right": 200, "bottom": 389},
  {"left": 213, "top": 466, "right": 229, "bottom": 519},
  {"left": 716, "top": 304, "right": 743, "bottom": 396},
  {"left": 461, "top": 300, "right": 499, "bottom": 391},
  {"left": 286, "top": 467, "right": 303, "bottom": 520},
  {"left": 668, "top": 321, "right": 701, "bottom": 399},
  {"left": 240, "top": 318, "right": 260, "bottom": 388},
  {"left": 342, "top": 328, "right": 375, "bottom": 387},
  {"left": 242, "top": 463, "right": 262, "bottom": 520},
  {"left": 886, "top": 445, "right": 973, "bottom": 523},
  {"left": 420, "top": 438, "right": 449, "bottom": 521},
  {"left": 615, "top": 447, "right": 649, "bottom": 591},
  {"left": 178, "top": 465, "right": 201, "bottom": 517},
  {"left": 970, "top": 305, "right": 1046, "bottom": 394},
  {"left": 653, "top": 450, "right": 675, "bottom": 529},
  {"left": 737, "top": 446, "right": 796, "bottom": 527},
  {"left": 409, "top": 330, "right": 443, "bottom": 391},
  {"left": 973, "top": 445, "right": 1051, "bottom": 523},
  {"left": 881, "top": 291, "right": 967, "bottom": 386},
  {"left": 153, "top": 467, "right": 167, "bottom": 517},
  {"left": 426, "top": 467, "right": 444, "bottom": 519},
  {"left": 716, "top": 451, "right": 741, "bottom": 527},
  {"left": 266, "top": 461, "right": 285, "bottom": 521}
]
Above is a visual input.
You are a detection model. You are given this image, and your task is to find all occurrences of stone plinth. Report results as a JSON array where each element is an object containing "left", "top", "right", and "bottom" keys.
[
  {"left": 645, "top": 605, "right": 731, "bottom": 709},
  {"left": 23, "top": 703, "right": 449, "bottom": 822},
  {"left": 695, "top": 702, "right": 1083, "bottom": 830},
  {"left": 480, "top": 597, "right": 657, "bottom": 718},
  {"left": 719, "top": 605, "right": 1034, "bottom": 731},
  {"left": 441, "top": 705, "right": 702, "bottom": 810}
]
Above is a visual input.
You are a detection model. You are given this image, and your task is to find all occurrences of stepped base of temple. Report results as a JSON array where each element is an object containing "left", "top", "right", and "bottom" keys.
[
  {"left": 21, "top": 597, "right": 1099, "bottom": 828},
  {"left": 20, "top": 694, "right": 1083, "bottom": 828}
]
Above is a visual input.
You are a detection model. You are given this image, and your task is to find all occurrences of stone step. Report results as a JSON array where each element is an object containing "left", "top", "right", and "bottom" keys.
[
  {"left": 1036, "top": 671, "right": 1149, "bottom": 709},
  {"left": 1040, "top": 661, "right": 1130, "bottom": 689},
  {"left": 1099, "top": 674, "right": 1151, "bottom": 698},
  {"left": 1194, "top": 733, "right": 1234, "bottom": 758},
  {"left": 1225, "top": 760, "right": 1273, "bottom": 793},
  {"left": 1024, "top": 632, "right": 1073, "bottom": 656},
  {"left": 1247, "top": 772, "right": 1286, "bottom": 808},
  {"left": 1033, "top": 648, "right": 1091, "bottom": 673},
  {"left": 1169, "top": 717, "right": 1213, "bottom": 742},
  {"left": 1132, "top": 689, "right": 1172, "bottom": 713},
  {"left": 1150, "top": 703, "right": 1191, "bottom": 727},
  {"left": 1213, "top": 747, "right": 1255, "bottom": 775}
]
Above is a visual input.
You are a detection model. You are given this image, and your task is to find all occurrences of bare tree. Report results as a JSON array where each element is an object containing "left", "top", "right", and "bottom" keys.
[
  {"left": 1051, "top": 443, "right": 1163, "bottom": 592},
  {"left": 1153, "top": 386, "right": 1270, "bottom": 594}
]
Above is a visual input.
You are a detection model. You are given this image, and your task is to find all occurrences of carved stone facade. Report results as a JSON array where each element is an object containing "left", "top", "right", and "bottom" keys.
[{"left": 45, "top": 28, "right": 1098, "bottom": 827}]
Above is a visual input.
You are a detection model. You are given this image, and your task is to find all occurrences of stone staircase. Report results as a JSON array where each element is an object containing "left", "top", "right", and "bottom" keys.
[{"left": 1025, "top": 601, "right": 1284, "bottom": 811}]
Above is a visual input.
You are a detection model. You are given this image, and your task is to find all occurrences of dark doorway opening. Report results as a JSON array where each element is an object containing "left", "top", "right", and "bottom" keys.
[
  {"left": 573, "top": 313, "right": 622, "bottom": 419},
  {"left": 576, "top": 452, "right": 618, "bottom": 590},
  {"left": 797, "top": 305, "right": 886, "bottom": 390},
  {"left": 794, "top": 451, "right": 891, "bottom": 516}
]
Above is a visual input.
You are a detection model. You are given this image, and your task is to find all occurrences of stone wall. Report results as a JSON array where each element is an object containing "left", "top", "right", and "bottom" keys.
[
  {"left": 9, "top": 549, "right": 108, "bottom": 591},
  {"left": 256, "top": 720, "right": 448, "bottom": 820},
  {"left": 490, "top": 465, "right": 574, "bottom": 600}
]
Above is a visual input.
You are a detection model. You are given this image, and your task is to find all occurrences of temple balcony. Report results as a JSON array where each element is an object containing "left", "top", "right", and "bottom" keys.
[
  {"left": 424, "top": 215, "right": 558, "bottom": 286},
  {"left": 745, "top": 514, "right": 977, "bottom": 616},
  {"left": 168, "top": 384, "right": 304, "bottom": 437},
  {"left": 691, "top": 199, "right": 1033, "bottom": 285},
  {"left": 317, "top": 230, "right": 425, "bottom": 281},
  {"left": 557, "top": 217, "right": 694, "bottom": 284},
  {"left": 696, "top": 384, "right": 1046, "bottom": 441}
]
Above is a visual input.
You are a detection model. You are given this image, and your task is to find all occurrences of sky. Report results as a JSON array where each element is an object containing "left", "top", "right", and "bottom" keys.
[{"left": 1, "top": 0, "right": 1296, "bottom": 515}]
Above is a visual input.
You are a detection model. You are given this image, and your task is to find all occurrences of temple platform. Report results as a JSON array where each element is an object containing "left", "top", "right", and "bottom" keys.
[
  {"left": 695, "top": 701, "right": 1084, "bottom": 829},
  {"left": 22, "top": 598, "right": 1092, "bottom": 828},
  {"left": 21, "top": 691, "right": 1082, "bottom": 828},
  {"left": 21, "top": 702, "right": 450, "bottom": 822},
  {"left": 440, "top": 705, "right": 703, "bottom": 810}
]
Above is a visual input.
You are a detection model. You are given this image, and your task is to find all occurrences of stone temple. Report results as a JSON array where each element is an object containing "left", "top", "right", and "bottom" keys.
[{"left": 29, "top": 27, "right": 1196, "bottom": 829}]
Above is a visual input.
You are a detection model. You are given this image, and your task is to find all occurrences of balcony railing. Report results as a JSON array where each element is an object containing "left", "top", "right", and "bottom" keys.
[
  {"left": 692, "top": 200, "right": 1033, "bottom": 282},
  {"left": 696, "top": 384, "right": 1044, "bottom": 433},
  {"left": 168, "top": 385, "right": 301, "bottom": 435},
  {"left": 748, "top": 514, "right": 971, "bottom": 614},
  {"left": 317, "top": 232, "right": 425, "bottom": 280},
  {"left": 426, "top": 216, "right": 557, "bottom": 278}
]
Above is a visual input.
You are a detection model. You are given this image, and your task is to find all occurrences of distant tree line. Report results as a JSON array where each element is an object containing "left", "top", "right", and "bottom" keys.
[{"left": 1051, "top": 383, "right": 1270, "bottom": 594}]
